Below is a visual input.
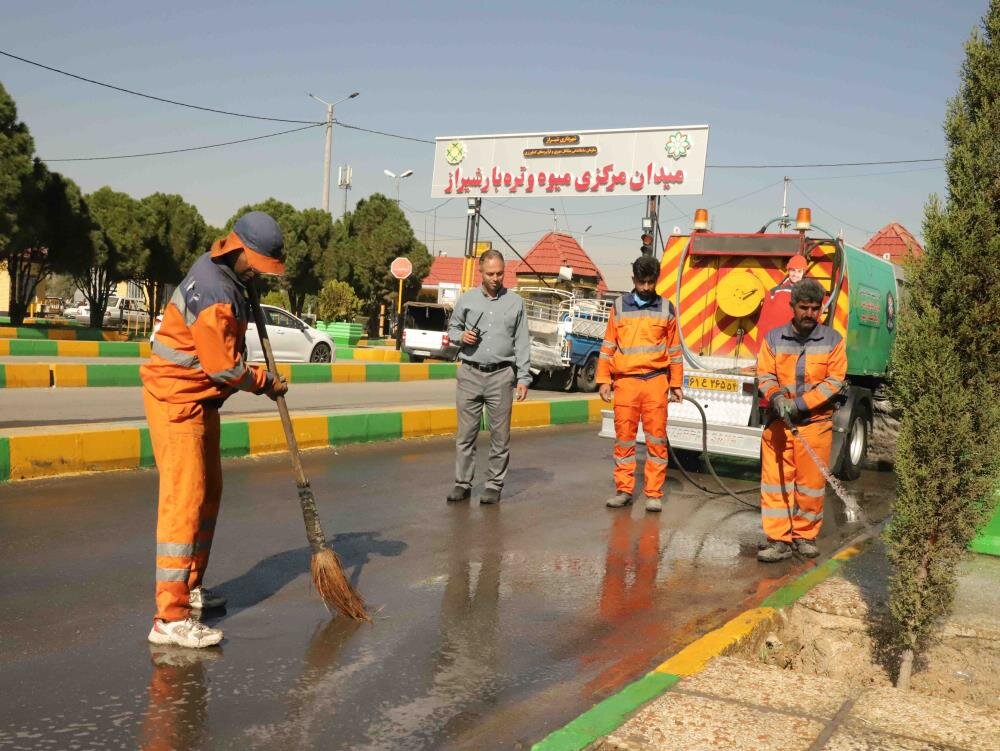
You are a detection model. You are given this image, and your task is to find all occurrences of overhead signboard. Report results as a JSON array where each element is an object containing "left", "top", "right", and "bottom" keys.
[{"left": 431, "top": 125, "right": 709, "bottom": 199}]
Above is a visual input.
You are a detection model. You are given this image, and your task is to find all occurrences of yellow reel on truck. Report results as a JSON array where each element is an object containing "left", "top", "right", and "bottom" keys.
[{"left": 716, "top": 269, "right": 765, "bottom": 318}]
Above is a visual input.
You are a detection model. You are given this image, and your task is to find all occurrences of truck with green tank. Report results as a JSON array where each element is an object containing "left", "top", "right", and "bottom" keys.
[{"left": 599, "top": 207, "right": 902, "bottom": 479}]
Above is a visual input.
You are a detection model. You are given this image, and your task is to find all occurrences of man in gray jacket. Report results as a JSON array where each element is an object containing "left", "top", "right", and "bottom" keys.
[{"left": 446, "top": 250, "right": 530, "bottom": 504}]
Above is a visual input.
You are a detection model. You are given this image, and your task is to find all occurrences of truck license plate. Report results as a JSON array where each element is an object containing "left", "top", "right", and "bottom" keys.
[
  {"left": 685, "top": 375, "right": 739, "bottom": 393},
  {"left": 414, "top": 350, "right": 431, "bottom": 357}
]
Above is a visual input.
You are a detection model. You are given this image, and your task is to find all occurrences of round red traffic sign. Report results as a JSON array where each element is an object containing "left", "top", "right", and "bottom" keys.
[{"left": 390, "top": 257, "right": 413, "bottom": 280}]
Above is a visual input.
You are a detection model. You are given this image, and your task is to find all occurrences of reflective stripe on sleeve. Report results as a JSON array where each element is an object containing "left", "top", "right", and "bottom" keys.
[{"left": 151, "top": 340, "right": 201, "bottom": 369}]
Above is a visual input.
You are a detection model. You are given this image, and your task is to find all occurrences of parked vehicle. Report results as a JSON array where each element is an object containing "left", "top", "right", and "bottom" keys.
[
  {"left": 39, "top": 296, "right": 64, "bottom": 317},
  {"left": 521, "top": 287, "right": 611, "bottom": 392},
  {"left": 75, "top": 296, "right": 150, "bottom": 329},
  {"left": 400, "top": 302, "right": 458, "bottom": 363},
  {"left": 245, "top": 305, "right": 336, "bottom": 363},
  {"left": 599, "top": 207, "right": 902, "bottom": 480}
]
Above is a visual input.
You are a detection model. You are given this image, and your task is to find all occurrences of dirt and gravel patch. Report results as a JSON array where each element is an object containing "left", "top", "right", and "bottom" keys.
[{"left": 743, "top": 541, "right": 1000, "bottom": 709}]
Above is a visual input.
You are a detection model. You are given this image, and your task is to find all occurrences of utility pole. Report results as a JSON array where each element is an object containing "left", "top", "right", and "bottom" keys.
[
  {"left": 779, "top": 176, "right": 790, "bottom": 230},
  {"left": 642, "top": 195, "right": 658, "bottom": 257},
  {"left": 321, "top": 103, "right": 333, "bottom": 212},
  {"left": 308, "top": 92, "right": 359, "bottom": 213}
]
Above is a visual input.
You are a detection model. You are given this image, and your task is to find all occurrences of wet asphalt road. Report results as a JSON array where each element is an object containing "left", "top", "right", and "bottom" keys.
[{"left": 0, "top": 425, "right": 894, "bottom": 750}]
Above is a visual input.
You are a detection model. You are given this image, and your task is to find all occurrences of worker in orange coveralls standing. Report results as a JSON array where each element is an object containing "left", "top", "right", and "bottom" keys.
[
  {"left": 756, "top": 278, "right": 847, "bottom": 562},
  {"left": 141, "top": 211, "right": 289, "bottom": 648},
  {"left": 597, "top": 255, "right": 684, "bottom": 513}
]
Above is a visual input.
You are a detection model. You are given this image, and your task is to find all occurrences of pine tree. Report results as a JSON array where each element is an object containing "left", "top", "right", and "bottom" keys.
[{"left": 885, "top": 1, "right": 1000, "bottom": 689}]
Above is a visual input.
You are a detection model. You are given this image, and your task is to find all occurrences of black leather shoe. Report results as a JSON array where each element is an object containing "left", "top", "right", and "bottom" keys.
[
  {"left": 446, "top": 485, "right": 471, "bottom": 503},
  {"left": 479, "top": 488, "right": 502, "bottom": 505}
]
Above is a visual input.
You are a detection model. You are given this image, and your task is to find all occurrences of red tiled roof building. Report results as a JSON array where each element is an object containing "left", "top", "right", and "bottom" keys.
[
  {"left": 422, "top": 255, "right": 520, "bottom": 293},
  {"left": 863, "top": 223, "right": 923, "bottom": 263},
  {"left": 514, "top": 232, "right": 607, "bottom": 296}
]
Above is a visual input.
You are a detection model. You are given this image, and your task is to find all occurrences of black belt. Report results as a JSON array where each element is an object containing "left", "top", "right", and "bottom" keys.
[
  {"left": 461, "top": 360, "right": 513, "bottom": 373},
  {"left": 614, "top": 368, "right": 670, "bottom": 382}
]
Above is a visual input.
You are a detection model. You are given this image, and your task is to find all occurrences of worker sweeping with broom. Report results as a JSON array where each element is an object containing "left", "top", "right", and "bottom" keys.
[
  {"left": 755, "top": 278, "right": 847, "bottom": 562},
  {"left": 141, "top": 212, "right": 291, "bottom": 648}
]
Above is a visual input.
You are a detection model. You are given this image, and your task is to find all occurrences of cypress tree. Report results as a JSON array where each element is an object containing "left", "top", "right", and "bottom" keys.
[{"left": 885, "top": 1, "right": 1000, "bottom": 689}]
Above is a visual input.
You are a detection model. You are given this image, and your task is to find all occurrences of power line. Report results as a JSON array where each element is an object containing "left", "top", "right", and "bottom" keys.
[
  {"left": 707, "top": 157, "right": 943, "bottom": 169},
  {"left": 334, "top": 120, "right": 434, "bottom": 144},
  {"left": 790, "top": 183, "right": 875, "bottom": 235},
  {"left": 0, "top": 48, "right": 320, "bottom": 124},
  {"left": 794, "top": 164, "right": 944, "bottom": 181},
  {"left": 1, "top": 51, "right": 947, "bottom": 170},
  {"left": 40, "top": 123, "right": 323, "bottom": 162}
]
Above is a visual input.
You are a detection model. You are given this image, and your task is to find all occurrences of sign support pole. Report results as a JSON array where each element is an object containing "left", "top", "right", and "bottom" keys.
[
  {"left": 396, "top": 278, "right": 404, "bottom": 350},
  {"left": 462, "top": 198, "right": 482, "bottom": 291}
]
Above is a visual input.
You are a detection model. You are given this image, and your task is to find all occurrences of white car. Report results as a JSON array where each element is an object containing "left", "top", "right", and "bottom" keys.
[
  {"left": 74, "top": 296, "right": 149, "bottom": 328},
  {"left": 245, "top": 305, "right": 336, "bottom": 363},
  {"left": 152, "top": 306, "right": 335, "bottom": 363}
]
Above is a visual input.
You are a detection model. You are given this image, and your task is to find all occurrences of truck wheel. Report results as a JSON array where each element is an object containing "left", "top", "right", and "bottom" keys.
[
  {"left": 575, "top": 355, "right": 599, "bottom": 393},
  {"left": 835, "top": 403, "right": 870, "bottom": 481},
  {"left": 408, "top": 354, "right": 424, "bottom": 363}
]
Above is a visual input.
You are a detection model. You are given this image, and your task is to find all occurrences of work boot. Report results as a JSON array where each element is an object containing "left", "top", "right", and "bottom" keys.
[
  {"left": 446, "top": 485, "right": 471, "bottom": 503},
  {"left": 189, "top": 586, "right": 226, "bottom": 611},
  {"left": 480, "top": 487, "right": 502, "bottom": 505},
  {"left": 605, "top": 492, "right": 633, "bottom": 508},
  {"left": 644, "top": 496, "right": 663, "bottom": 512},
  {"left": 756, "top": 541, "right": 793, "bottom": 563},
  {"left": 794, "top": 538, "right": 820, "bottom": 558},
  {"left": 148, "top": 618, "right": 224, "bottom": 649}
]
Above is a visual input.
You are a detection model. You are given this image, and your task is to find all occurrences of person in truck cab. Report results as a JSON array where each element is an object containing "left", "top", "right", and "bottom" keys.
[
  {"left": 756, "top": 254, "right": 808, "bottom": 339},
  {"left": 597, "top": 255, "right": 684, "bottom": 513},
  {"left": 755, "top": 278, "right": 847, "bottom": 562}
]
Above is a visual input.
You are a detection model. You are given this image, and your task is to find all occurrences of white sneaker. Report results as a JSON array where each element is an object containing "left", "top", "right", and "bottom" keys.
[
  {"left": 148, "top": 618, "right": 224, "bottom": 649},
  {"left": 189, "top": 586, "right": 227, "bottom": 610}
]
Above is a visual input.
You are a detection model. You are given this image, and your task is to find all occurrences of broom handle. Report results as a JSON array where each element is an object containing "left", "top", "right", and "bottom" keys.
[{"left": 247, "top": 285, "right": 307, "bottom": 485}]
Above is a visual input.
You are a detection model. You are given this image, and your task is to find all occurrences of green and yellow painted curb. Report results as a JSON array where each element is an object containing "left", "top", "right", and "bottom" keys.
[
  {"left": 0, "top": 338, "right": 152, "bottom": 358},
  {"left": 0, "top": 324, "right": 139, "bottom": 342},
  {"left": 0, "top": 361, "right": 457, "bottom": 388},
  {"left": 531, "top": 542, "right": 870, "bottom": 751},
  {"left": 0, "top": 337, "right": 405, "bottom": 362},
  {"left": 0, "top": 396, "right": 603, "bottom": 483}
]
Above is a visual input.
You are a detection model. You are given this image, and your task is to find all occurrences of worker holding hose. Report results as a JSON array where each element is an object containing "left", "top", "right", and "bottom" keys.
[
  {"left": 597, "top": 255, "right": 684, "bottom": 512},
  {"left": 141, "top": 212, "right": 289, "bottom": 647},
  {"left": 756, "top": 278, "right": 846, "bottom": 562}
]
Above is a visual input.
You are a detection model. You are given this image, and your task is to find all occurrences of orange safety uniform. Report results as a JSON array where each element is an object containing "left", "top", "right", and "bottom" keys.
[
  {"left": 756, "top": 322, "right": 847, "bottom": 542},
  {"left": 596, "top": 292, "right": 683, "bottom": 498},
  {"left": 140, "top": 236, "right": 278, "bottom": 623}
]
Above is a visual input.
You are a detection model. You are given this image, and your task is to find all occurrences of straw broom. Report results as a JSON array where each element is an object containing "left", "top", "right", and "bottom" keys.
[{"left": 247, "top": 285, "right": 369, "bottom": 621}]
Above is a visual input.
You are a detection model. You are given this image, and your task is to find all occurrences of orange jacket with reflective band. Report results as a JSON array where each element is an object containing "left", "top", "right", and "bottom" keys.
[
  {"left": 140, "top": 252, "right": 271, "bottom": 404},
  {"left": 596, "top": 292, "right": 683, "bottom": 387},
  {"left": 756, "top": 322, "right": 847, "bottom": 424}
]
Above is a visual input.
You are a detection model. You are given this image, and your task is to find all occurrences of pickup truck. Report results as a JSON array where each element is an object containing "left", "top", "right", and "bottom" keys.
[{"left": 401, "top": 302, "right": 459, "bottom": 363}]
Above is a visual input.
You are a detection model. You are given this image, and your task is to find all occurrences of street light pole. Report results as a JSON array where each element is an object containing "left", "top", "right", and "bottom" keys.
[
  {"left": 309, "top": 91, "right": 359, "bottom": 213},
  {"left": 383, "top": 168, "right": 414, "bottom": 205},
  {"left": 321, "top": 103, "right": 333, "bottom": 212}
]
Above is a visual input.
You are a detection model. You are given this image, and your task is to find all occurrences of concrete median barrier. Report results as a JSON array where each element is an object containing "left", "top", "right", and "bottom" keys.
[
  {"left": 0, "top": 396, "right": 603, "bottom": 483},
  {"left": 1, "top": 362, "right": 459, "bottom": 388}
]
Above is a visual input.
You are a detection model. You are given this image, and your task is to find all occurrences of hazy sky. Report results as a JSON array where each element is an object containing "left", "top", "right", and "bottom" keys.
[{"left": 2, "top": 1, "right": 985, "bottom": 289}]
